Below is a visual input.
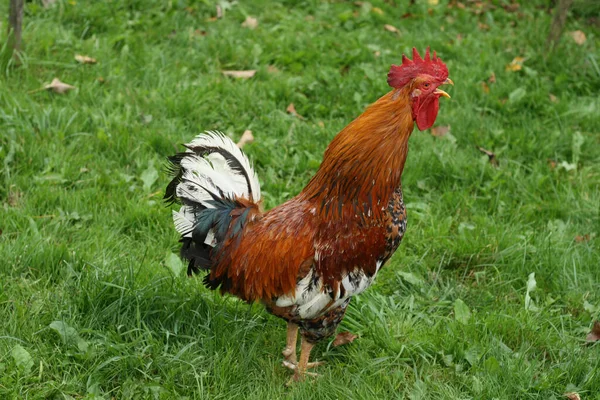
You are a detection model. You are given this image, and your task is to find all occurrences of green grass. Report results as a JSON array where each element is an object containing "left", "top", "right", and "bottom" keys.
[{"left": 1, "top": 0, "right": 599, "bottom": 398}]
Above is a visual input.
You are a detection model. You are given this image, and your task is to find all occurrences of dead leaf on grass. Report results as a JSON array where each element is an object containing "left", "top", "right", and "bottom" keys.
[
  {"left": 488, "top": 72, "right": 496, "bottom": 84},
  {"left": 569, "top": 30, "right": 586, "bottom": 45},
  {"left": 481, "top": 81, "right": 490, "bottom": 94},
  {"left": 549, "top": 94, "right": 558, "bottom": 103},
  {"left": 286, "top": 103, "right": 304, "bottom": 119},
  {"left": 29, "top": 78, "right": 76, "bottom": 94},
  {"left": 216, "top": 5, "right": 223, "bottom": 19},
  {"left": 372, "top": 7, "right": 384, "bottom": 15},
  {"left": 222, "top": 70, "right": 256, "bottom": 79},
  {"left": 586, "top": 321, "right": 600, "bottom": 343},
  {"left": 478, "top": 22, "right": 490, "bottom": 31},
  {"left": 241, "top": 16, "right": 258, "bottom": 29},
  {"left": 575, "top": 234, "right": 591, "bottom": 243},
  {"left": 431, "top": 125, "right": 450, "bottom": 137},
  {"left": 237, "top": 130, "right": 254, "bottom": 148},
  {"left": 332, "top": 331, "right": 358, "bottom": 347},
  {"left": 267, "top": 65, "right": 280, "bottom": 74},
  {"left": 506, "top": 56, "right": 525, "bottom": 72},
  {"left": 317, "top": 121, "right": 325, "bottom": 128},
  {"left": 547, "top": 159, "right": 557, "bottom": 170},
  {"left": 75, "top": 54, "right": 97, "bottom": 64},
  {"left": 564, "top": 393, "right": 581, "bottom": 400},
  {"left": 384, "top": 24, "right": 400, "bottom": 34},
  {"left": 477, "top": 146, "right": 498, "bottom": 167}
]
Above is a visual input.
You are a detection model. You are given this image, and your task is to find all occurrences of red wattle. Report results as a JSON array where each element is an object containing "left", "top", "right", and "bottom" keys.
[{"left": 415, "top": 96, "right": 440, "bottom": 131}]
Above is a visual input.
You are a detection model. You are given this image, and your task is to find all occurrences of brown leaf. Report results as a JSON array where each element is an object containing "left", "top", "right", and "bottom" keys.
[
  {"left": 564, "top": 392, "right": 581, "bottom": 400},
  {"left": 478, "top": 22, "right": 490, "bottom": 31},
  {"left": 569, "top": 30, "right": 586, "bottom": 45},
  {"left": 222, "top": 70, "right": 256, "bottom": 79},
  {"left": 502, "top": 3, "right": 519, "bottom": 12},
  {"left": 547, "top": 159, "right": 557, "bottom": 170},
  {"left": 241, "top": 16, "right": 258, "bottom": 29},
  {"left": 267, "top": 65, "right": 280, "bottom": 74},
  {"left": 506, "top": 56, "right": 525, "bottom": 72},
  {"left": 481, "top": 81, "right": 490, "bottom": 94},
  {"left": 401, "top": 12, "right": 415, "bottom": 19},
  {"left": 477, "top": 146, "right": 498, "bottom": 167},
  {"left": 575, "top": 234, "right": 591, "bottom": 243},
  {"left": 75, "top": 54, "right": 97, "bottom": 64},
  {"left": 216, "top": 5, "right": 223, "bottom": 19},
  {"left": 41, "top": 78, "right": 76, "bottom": 94},
  {"left": 236, "top": 130, "right": 254, "bottom": 149},
  {"left": 384, "top": 24, "right": 400, "bottom": 34},
  {"left": 97, "top": 77, "right": 106, "bottom": 84},
  {"left": 586, "top": 321, "right": 600, "bottom": 342},
  {"left": 549, "top": 94, "right": 558, "bottom": 103},
  {"left": 431, "top": 125, "right": 450, "bottom": 137},
  {"left": 332, "top": 331, "right": 358, "bottom": 347},
  {"left": 488, "top": 72, "right": 496, "bottom": 84},
  {"left": 192, "top": 29, "right": 207, "bottom": 37},
  {"left": 286, "top": 103, "right": 304, "bottom": 119}
]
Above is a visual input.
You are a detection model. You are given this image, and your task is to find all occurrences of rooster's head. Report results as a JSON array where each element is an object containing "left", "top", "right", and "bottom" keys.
[{"left": 387, "top": 47, "right": 453, "bottom": 130}]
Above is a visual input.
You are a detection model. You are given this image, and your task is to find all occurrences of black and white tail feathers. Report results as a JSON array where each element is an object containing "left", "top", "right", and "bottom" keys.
[{"left": 165, "top": 131, "right": 261, "bottom": 276}]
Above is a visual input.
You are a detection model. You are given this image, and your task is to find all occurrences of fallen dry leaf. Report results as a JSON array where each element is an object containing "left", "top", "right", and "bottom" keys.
[
  {"left": 31, "top": 78, "right": 76, "bottom": 94},
  {"left": 564, "top": 393, "right": 581, "bottom": 400},
  {"left": 477, "top": 146, "right": 498, "bottom": 167},
  {"left": 384, "top": 24, "right": 400, "bottom": 34},
  {"left": 216, "top": 4, "right": 223, "bottom": 18},
  {"left": 372, "top": 7, "right": 384, "bottom": 15},
  {"left": 241, "top": 16, "right": 258, "bottom": 29},
  {"left": 192, "top": 29, "right": 207, "bottom": 37},
  {"left": 236, "top": 130, "right": 254, "bottom": 149},
  {"left": 286, "top": 103, "right": 304, "bottom": 119},
  {"left": 547, "top": 159, "right": 557, "bottom": 170},
  {"left": 431, "top": 125, "right": 450, "bottom": 137},
  {"left": 374, "top": 50, "right": 381, "bottom": 57},
  {"left": 332, "top": 331, "right": 358, "bottom": 347},
  {"left": 575, "top": 234, "right": 590, "bottom": 243},
  {"left": 586, "top": 321, "right": 600, "bottom": 342},
  {"left": 75, "top": 54, "right": 97, "bottom": 64},
  {"left": 506, "top": 56, "right": 525, "bottom": 72},
  {"left": 488, "top": 72, "right": 496, "bottom": 84},
  {"left": 478, "top": 22, "right": 490, "bottom": 31},
  {"left": 569, "top": 30, "right": 586, "bottom": 45},
  {"left": 222, "top": 70, "right": 256, "bottom": 79},
  {"left": 97, "top": 77, "right": 105, "bottom": 84},
  {"left": 317, "top": 121, "right": 325, "bottom": 128},
  {"left": 267, "top": 65, "right": 280, "bottom": 74},
  {"left": 481, "top": 81, "right": 490, "bottom": 94},
  {"left": 401, "top": 12, "right": 415, "bottom": 19},
  {"left": 549, "top": 94, "right": 558, "bottom": 103}
]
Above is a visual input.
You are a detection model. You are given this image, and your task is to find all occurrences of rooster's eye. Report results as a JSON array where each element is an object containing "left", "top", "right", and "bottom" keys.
[{"left": 423, "top": 83, "right": 430, "bottom": 89}]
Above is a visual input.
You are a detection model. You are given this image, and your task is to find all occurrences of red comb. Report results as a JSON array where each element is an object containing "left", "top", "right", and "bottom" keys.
[{"left": 387, "top": 47, "right": 448, "bottom": 88}]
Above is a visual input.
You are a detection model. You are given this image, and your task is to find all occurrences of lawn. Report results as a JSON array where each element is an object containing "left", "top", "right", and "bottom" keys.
[{"left": 1, "top": 0, "right": 599, "bottom": 398}]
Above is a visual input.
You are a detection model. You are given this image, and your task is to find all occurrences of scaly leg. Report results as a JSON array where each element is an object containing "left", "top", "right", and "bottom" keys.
[
  {"left": 287, "top": 338, "right": 323, "bottom": 383},
  {"left": 282, "top": 322, "right": 298, "bottom": 365}
]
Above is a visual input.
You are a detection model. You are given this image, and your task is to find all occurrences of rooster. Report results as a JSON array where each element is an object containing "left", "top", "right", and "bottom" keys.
[{"left": 165, "top": 48, "right": 452, "bottom": 382}]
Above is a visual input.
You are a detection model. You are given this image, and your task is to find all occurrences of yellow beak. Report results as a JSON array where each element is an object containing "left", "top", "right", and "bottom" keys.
[
  {"left": 434, "top": 88, "right": 451, "bottom": 98},
  {"left": 435, "top": 78, "right": 453, "bottom": 98}
]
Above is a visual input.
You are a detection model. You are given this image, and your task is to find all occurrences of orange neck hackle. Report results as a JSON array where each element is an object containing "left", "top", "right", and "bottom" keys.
[{"left": 300, "top": 86, "right": 415, "bottom": 221}]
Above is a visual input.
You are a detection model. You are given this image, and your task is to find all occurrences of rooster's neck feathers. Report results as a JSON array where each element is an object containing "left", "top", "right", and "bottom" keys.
[{"left": 300, "top": 88, "right": 413, "bottom": 220}]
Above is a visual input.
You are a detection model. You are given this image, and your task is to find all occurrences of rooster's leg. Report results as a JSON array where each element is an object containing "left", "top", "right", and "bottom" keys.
[
  {"left": 288, "top": 338, "right": 322, "bottom": 382},
  {"left": 282, "top": 322, "right": 298, "bottom": 364}
]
